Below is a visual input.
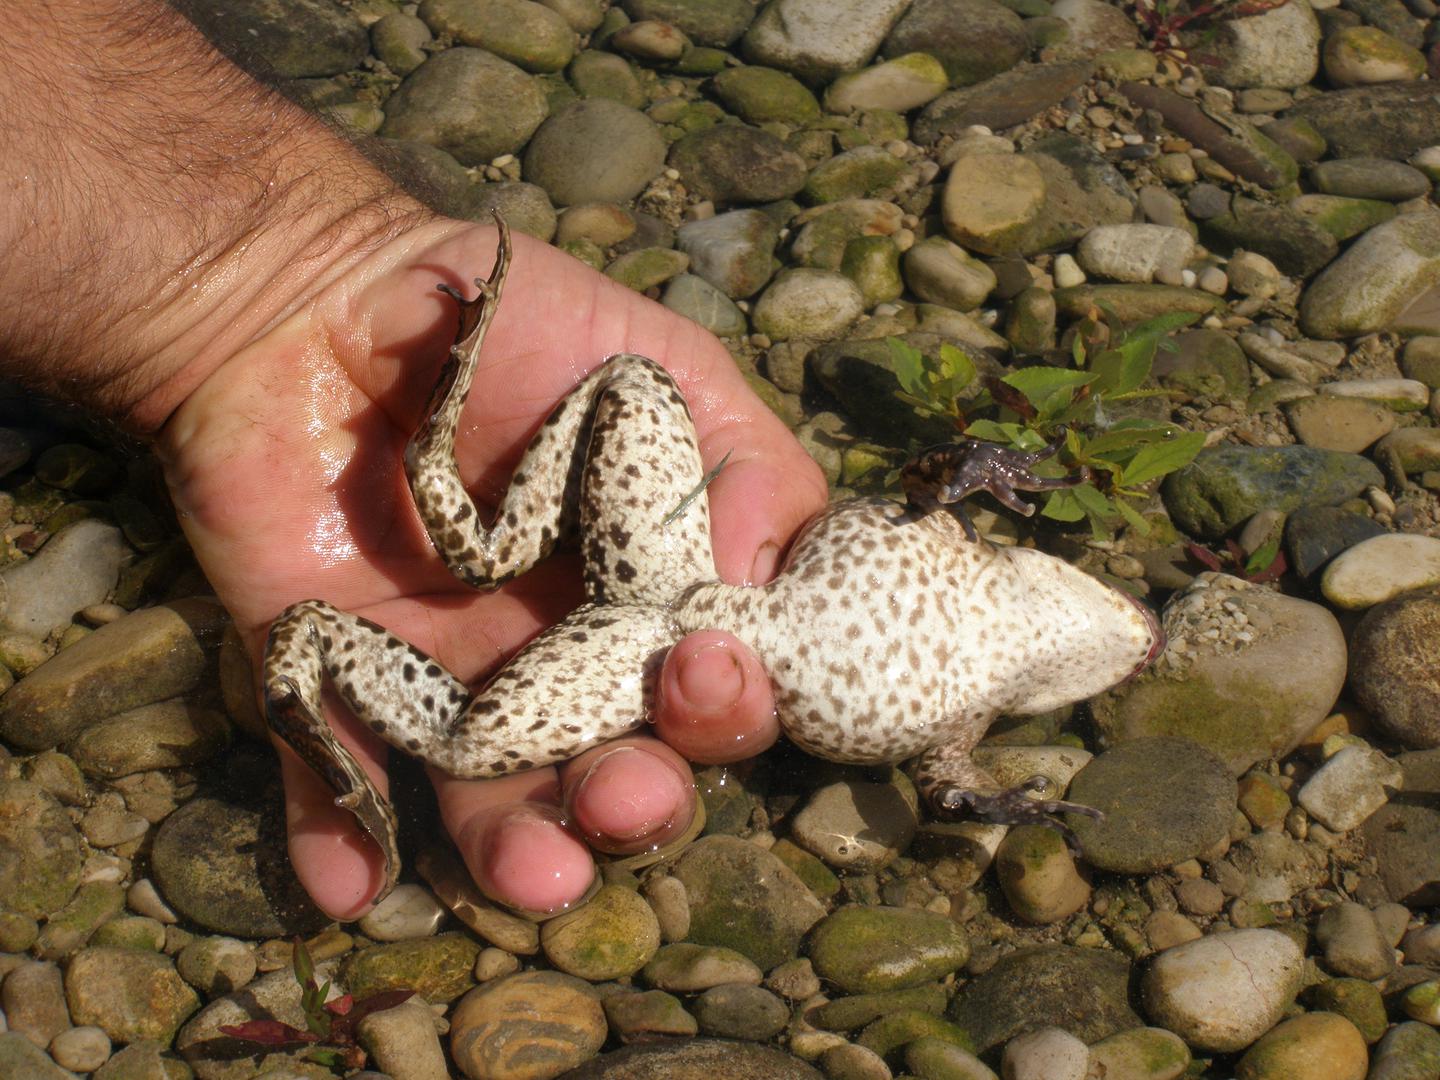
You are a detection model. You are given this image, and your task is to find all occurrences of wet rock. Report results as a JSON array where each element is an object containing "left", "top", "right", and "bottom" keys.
[
  {"left": 711, "top": 66, "right": 819, "bottom": 125},
  {"left": 881, "top": 0, "right": 1028, "bottom": 85},
  {"left": 949, "top": 945, "right": 1140, "bottom": 1054},
  {"left": 1298, "top": 744, "right": 1403, "bottom": 832},
  {"left": 1141, "top": 929, "right": 1303, "bottom": 1052},
  {"left": 175, "top": 937, "right": 257, "bottom": 999},
  {"left": 1320, "top": 376, "right": 1431, "bottom": 410},
  {"left": 34, "top": 882, "right": 124, "bottom": 962},
  {"left": 371, "top": 12, "right": 432, "bottom": 75},
  {"left": 1063, "top": 736, "right": 1236, "bottom": 872},
  {"left": 995, "top": 825, "right": 1091, "bottom": 924},
  {"left": 449, "top": 970, "right": 604, "bottom": 1079},
  {"left": 1077, "top": 224, "right": 1194, "bottom": 284},
  {"left": 752, "top": 269, "right": 865, "bottom": 341},
  {"left": 903, "top": 236, "right": 998, "bottom": 310},
  {"left": 1205, "top": 0, "right": 1321, "bottom": 88},
  {"left": 66, "top": 701, "right": 229, "bottom": 779},
  {"left": 2, "top": 960, "right": 69, "bottom": 1048},
  {"left": 808, "top": 905, "right": 970, "bottom": 993},
  {"left": 642, "top": 942, "right": 763, "bottom": 992},
  {"left": 1310, "top": 157, "right": 1432, "bottom": 201},
  {"left": 692, "top": 984, "right": 789, "bottom": 1040},
  {"left": 1290, "top": 192, "right": 1398, "bottom": 241},
  {"left": 0, "top": 1032, "right": 73, "bottom": 1080},
  {"left": 1321, "top": 534, "right": 1440, "bottom": 609},
  {"left": 524, "top": 99, "right": 665, "bottom": 206},
  {"left": 1376, "top": 427, "right": 1440, "bottom": 472},
  {"left": 1368, "top": 1021, "right": 1440, "bottom": 1080},
  {"left": 667, "top": 125, "right": 808, "bottom": 205},
  {"left": 1301, "top": 212, "right": 1440, "bottom": 338},
  {"left": 357, "top": 998, "right": 449, "bottom": 1080},
  {"left": 418, "top": 0, "right": 575, "bottom": 72},
  {"left": 340, "top": 934, "right": 480, "bottom": 1005},
  {"left": 378, "top": 49, "right": 548, "bottom": 165},
  {"left": 49, "top": 1026, "right": 110, "bottom": 1073},
  {"left": 358, "top": 883, "right": 447, "bottom": 943},
  {"left": 1162, "top": 445, "right": 1382, "bottom": 539},
  {"left": 825, "top": 52, "right": 950, "bottom": 113},
  {"left": 941, "top": 153, "right": 1046, "bottom": 257},
  {"left": 1094, "top": 576, "right": 1346, "bottom": 774},
  {"left": 790, "top": 779, "right": 917, "bottom": 872},
  {"left": 1283, "top": 505, "right": 1386, "bottom": 582},
  {"left": 183, "top": 0, "right": 367, "bottom": 78},
  {"left": 1153, "top": 328, "right": 1251, "bottom": 399},
  {"left": 1349, "top": 589, "right": 1440, "bottom": 748},
  {"left": 670, "top": 836, "right": 825, "bottom": 971},
  {"left": 1087, "top": 1026, "right": 1191, "bottom": 1080},
  {"left": 662, "top": 274, "right": 748, "bottom": 337},
  {"left": 0, "top": 521, "right": 127, "bottom": 638},
  {"left": 1284, "top": 395, "right": 1395, "bottom": 451},
  {"left": 1316, "top": 901, "right": 1396, "bottom": 979},
  {"left": 465, "top": 181, "right": 558, "bottom": 241},
  {"left": 605, "top": 247, "right": 690, "bottom": 291},
  {"left": 1308, "top": 978, "right": 1387, "bottom": 1044},
  {"left": 741, "top": 0, "right": 909, "bottom": 84},
  {"left": 675, "top": 210, "right": 778, "bottom": 299},
  {"left": 65, "top": 947, "right": 199, "bottom": 1045},
  {"left": 1120, "top": 83, "right": 1297, "bottom": 189},
  {"left": 1234, "top": 1010, "right": 1369, "bottom": 1079},
  {"left": 539, "top": 884, "right": 660, "bottom": 981},
  {"left": 1047, "top": 0, "right": 1139, "bottom": 58},
  {"left": 560, "top": 1037, "right": 823, "bottom": 1078},
  {"left": 1324, "top": 25, "right": 1427, "bottom": 86},
  {"left": 1202, "top": 197, "right": 1340, "bottom": 277},
  {"left": 150, "top": 796, "right": 324, "bottom": 939},
  {"left": 0, "top": 599, "right": 221, "bottom": 752},
  {"left": 1052, "top": 283, "right": 1222, "bottom": 321},
  {"left": 0, "top": 779, "right": 81, "bottom": 919},
  {"left": 914, "top": 61, "right": 1094, "bottom": 143},
  {"left": 1285, "top": 81, "right": 1440, "bottom": 159}
]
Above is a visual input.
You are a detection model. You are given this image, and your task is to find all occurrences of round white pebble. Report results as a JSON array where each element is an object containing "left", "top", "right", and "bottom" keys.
[{"left": 50, "top": 1026, "right": 111, "bottom": 1072}]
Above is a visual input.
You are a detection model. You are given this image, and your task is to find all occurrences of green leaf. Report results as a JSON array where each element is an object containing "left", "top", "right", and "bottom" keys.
[
  {"left": 1083, "top": 423, "right": 1179, "bottom": 459},
  {"left": 1244, "top": 535, "right": 1282, "bottom": 576},
  {"left": 1002, "top": 367, "right": 1097, "bottom": 411},
  {"left": 937, "top": 343, "right": 977, "bottom": 394},
  {"left": 1040, "top": 488, "right": 1087, "bottom": 522},
  {"left": 1089, "top": 343, "right": 1152, "bottom": 398},
  {"left": 1115, "top": 497, "right": 1152, "bottom": 534},
  {"left": 292, "top": 940, "right": 316, "bottom": 991},
  {"left": 963, "top": 419, "right": 1028, "bottom": 445},
  {"left": 887, "top": 337, "right": 927, "bottom": 399},
  {"left": 1121, "top": 431, "right": 1206, "bottom": 487},
  {"left": 1072, "top": 482, "right": 1115, "bottom": 520}
]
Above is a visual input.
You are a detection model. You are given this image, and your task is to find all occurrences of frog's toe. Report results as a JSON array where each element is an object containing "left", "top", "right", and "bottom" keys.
[{"left": 935, "top": 781, "right": 1103, "bottom": 856}]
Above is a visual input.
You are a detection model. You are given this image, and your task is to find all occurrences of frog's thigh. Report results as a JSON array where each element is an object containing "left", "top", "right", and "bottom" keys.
[
  {"left": 457, "top": 601, "right": 677, "bottom": 776},
  {"left": 909, "top": 737, "right": 999, "bottom": 806},
  {"left": 578, "top": 355, "right": 715, "bottom": 605}
]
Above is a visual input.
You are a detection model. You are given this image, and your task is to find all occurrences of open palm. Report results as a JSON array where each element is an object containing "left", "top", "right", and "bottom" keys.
[{"left": 158, "top": 220, "right": 828, "bottom": 917}]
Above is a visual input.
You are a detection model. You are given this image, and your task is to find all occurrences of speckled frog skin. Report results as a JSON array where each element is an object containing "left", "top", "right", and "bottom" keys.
[{"left": 264, "top": 222, "right": 1164, "bottom": 900}]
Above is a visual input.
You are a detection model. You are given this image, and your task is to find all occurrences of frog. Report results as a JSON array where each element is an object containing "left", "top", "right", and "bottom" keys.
[{"left": 263, "top": 219, "right": 1165, "bottom": 904}]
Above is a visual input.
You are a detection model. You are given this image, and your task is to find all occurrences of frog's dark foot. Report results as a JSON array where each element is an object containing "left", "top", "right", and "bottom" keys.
[
  {"left": 901, "top": 428, "right": 1092, "bottom": 541},
  {"left": 935, "top": 776, "right": 1103, "bottom": 856}
]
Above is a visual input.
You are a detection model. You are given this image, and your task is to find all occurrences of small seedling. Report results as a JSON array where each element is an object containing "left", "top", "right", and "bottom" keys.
[
  {"left": 887, "top": 307, "right": 1207, "bottom": 538},
  {"left": 1129, "top": 0, "right": 1288, "bottom": 55},
  {"left": 1185, "top": 536, "right": 1287, "bottom": 583},
  {"left": 219, "top": 938, "right": 415, "bottom": 1073}
]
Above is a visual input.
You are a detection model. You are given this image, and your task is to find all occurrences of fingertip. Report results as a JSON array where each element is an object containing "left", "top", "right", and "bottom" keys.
[
  {"left": 567, "top": 745, "right": 692, "bottom": 847},
  {"left": 656, "top": 631, "right": 780, "bottom": 764},
  {"left": 287, "top": 822, "right": 383, "bottom": 921},
  {"left": 457, "top": 804, "right": 597, "bottom": 916}
]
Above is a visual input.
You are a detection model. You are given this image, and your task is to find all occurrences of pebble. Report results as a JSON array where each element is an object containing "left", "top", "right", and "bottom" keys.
[
  {"left": 1316, "top": 900, "right": 1397, "bottom": 979},
  {"left": 1205, "top": 0, "right": 1321, "bottom": 90},
  {"left": 540, "top": 884, "right": 660, "bottom": 981},
  {"left": 1323, "top": 26, "right": 1427, "bottom": 86},
  {"left": 752, "top": 268, "right": 865, "bottom": 341},
  {"left": 1319, "top": 376, "right": 1432, "bottom": 410},
  {"left": 341, "top": 933, "right": 481, "bottom": 1005},
  {"left": 524, "top": 99, "right": 667, "bottom": 206},
  {"left": 1321, "top": 534, "right": 1440, "bottom": 609},
  {"left": 48, "top": 1025, "right": 110, "bottom": 1073},
  {"left": 671, "top": 834, "right": 826, "bottom": 970},
  {"left": 1300, "top": 213, "right": 1440, "bottom": 339},
  {"left": 1087, "top": 1026, "right": 1191, "bottom": 1080},
  {"left": 668, "top": 124, "right": 808, "bottom": 205},
  {"left": 663, "top": 273, "right": 749, "bottom": 336},
  {"left": 1283, "top": 505, "right": 1386, "bottom": 582},
  {"left": 790, "top": 779, "right": 917, "bottom": 871},
  {"left": 0, "top": 520, "right": 127, "bottom": 639},
  {"left": 1349, "top": 591, "right": 1440, "bottom": 748},
  {"left": 355, "top": 883, "right": 447, "bottom": 942},
  {"left": 807, "top": 905, "right": 970, "bottom": 994},
  {"left": 741, "top": 0, "right": 909, "bottom": 84},
  {"left": 903, "top": 236, "right": 998, "bottom": 311},
  {"left": 1310, "top": 157, "right": 1433, "bottom": 201},
  {"left": 825, "top": 52, "right": 949, "bottom": 114},
  {"left": 0, "top": 779, "right": 81, "bottom": 921},
  {"left": 175, "top": 936, "right": 258, "bottom": 998},
  {"left": 357, "top": 998, "right": 450, "bottom": 1080},
  {"left": 603, "top": 987, "right": 697, "bottom": 1042},
  {"left": 676, "top": 209, "right": 779, "bottom": 298},
  {"left": 378, "top": 48, "right": 548, "bottom": 164},
  {"left": 643, "top": 942, "right": 764, "bottom": 992},
  {"left": 1076, "top": 224, "right": 1194, "bottom": 285},
  {"left": 994, "top": 825, "right": 1091, "bottom": 924},
  {"left": 1001, "top": 1026, "right": 1088, "bottom": 1080},
  {"left": 1284, "top": 394, "right": 1395, "bottom": 452},
  {"left": 1234, "top": 1010, "right": 1369, "bottom": 1080},
  {"left": 65, "top": 946, "right": 199, "bottom": 1045},
  {"left": 449, "top": 969, "right": 606, "bottom": 1079},
  {"left": 941, "top": 153, "right": 1045, "bottom": 257},
  {"left": 692, "top": 983, "right": 789, "bottom": 1041},
  {"left": 2, "top": 960, "right": 70, "bottom": 1048},
  {"left": 1369, "top": 1021, "right": 1440, "bottom": 1080},
  {"left": 1140, "top": 929, "right": 1303, "bottom": 1052},
  {"left": 0, "top": 1032, "right": 74, "bottom": 1080},
  {"left": 1309, "top": 978, "right": 1388, "bottom": 1044}
]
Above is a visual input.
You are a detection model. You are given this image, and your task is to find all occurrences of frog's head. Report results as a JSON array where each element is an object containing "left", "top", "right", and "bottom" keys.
[{"left": 991, "top": 544, "right": 1164, "bottom": 715}]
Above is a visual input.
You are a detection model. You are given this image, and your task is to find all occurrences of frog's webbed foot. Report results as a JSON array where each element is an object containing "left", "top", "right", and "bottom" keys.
[
  {"left": 936, "top": 778, "right": 1104, "bottom": 856},
  {"left": 901, "top": 428, "right": 1092, "bottom": 541}
]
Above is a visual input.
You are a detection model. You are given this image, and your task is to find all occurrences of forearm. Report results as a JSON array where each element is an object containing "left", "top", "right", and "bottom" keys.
[{"left": 0, "top": 0, "right": 428, "bottom": 432}]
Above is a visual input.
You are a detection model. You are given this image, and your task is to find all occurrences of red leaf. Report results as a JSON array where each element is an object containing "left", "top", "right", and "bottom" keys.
[
  {"left": 219, "top": 1020, "right": 322, "bottom": 1046},
  {"left": 985, "top": 376, "right": 1037, "bottom": 420},
  {"left": 324, "top": 994, "right": 355, "bottom": 1017},
  {"left": 1184, "top": 542, "right": 1223, "bottom": 572},
  {"left": 348, "top": 989, "right": 417, "bottom": 1024},
  {"left": 1247, "top": 549, "right": 1288, "bottom": 584}
]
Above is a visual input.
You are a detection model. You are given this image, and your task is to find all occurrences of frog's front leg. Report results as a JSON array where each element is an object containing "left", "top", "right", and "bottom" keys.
[
  {"left": 912, "top": 738, "right": 1103, "bottom": 854},
  {"left": 901, "top": 429, "right": 1093, "bottom": 541},
  {"left": 405, "top": 217, "right": 716, "bottom": 602},
  {"left": 264, "top": 599, "right": 677, "bottom": 899}
]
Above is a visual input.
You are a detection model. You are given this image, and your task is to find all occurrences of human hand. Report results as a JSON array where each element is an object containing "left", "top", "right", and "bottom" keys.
[{"left": 158, "top": 219, "right": 829, "bottom": 918}]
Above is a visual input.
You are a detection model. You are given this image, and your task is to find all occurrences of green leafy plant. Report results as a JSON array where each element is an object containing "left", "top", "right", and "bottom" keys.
[
  {"left": 887, "top": 308, "right": 1207, "bottom": 538},
  {"left": 219, "top": 938, "right": 415, "bottom": 1073},
  {"left": 1185, "top": 536, "right": 1288, "bottom": 583}
]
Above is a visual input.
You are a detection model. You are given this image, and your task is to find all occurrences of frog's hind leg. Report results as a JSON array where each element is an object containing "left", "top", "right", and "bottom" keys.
[
  {"left": 911, "top": 738, "right": 1103, "bottom": 854},
  {"left": 405, "top": 224, "right": 714, "bottom": 601}
]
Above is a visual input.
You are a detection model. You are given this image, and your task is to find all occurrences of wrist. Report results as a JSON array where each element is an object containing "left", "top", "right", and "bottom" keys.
[{"left": 0, "top": 0, "right": 433, "bottom": 433}]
